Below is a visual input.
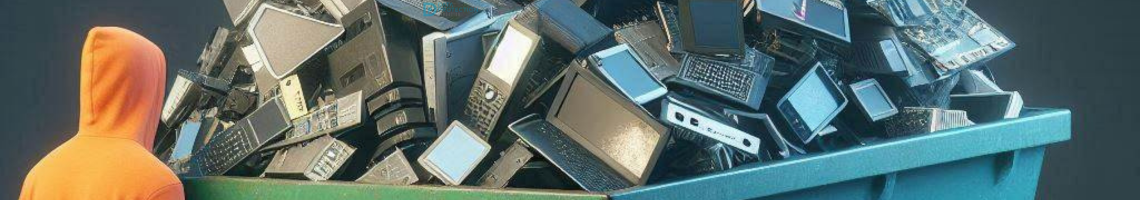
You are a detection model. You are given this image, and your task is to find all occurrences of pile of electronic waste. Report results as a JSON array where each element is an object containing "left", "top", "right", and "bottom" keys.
[{"left": 158, "top": 0, "right": 1024, "bottom": 192}]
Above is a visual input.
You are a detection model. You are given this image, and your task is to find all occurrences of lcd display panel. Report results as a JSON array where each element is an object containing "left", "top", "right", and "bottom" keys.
[
  {"left": 555, "top": 76, "right": 662, "bottom": 179},
  {"left": 420, "top": 122, "right": 490, "bottom": 185},
  {"left": 688, "top": 1, "right": 741, "bottom": 48},
  {"left": 486, "top": 26, "right": 536, "bottom": 86},
  {"left": 788, "top": 73, "right": 840, "bottom": 131},
  {"left": 854, "top": 81, "right": 896, "bottom": 118},
  {"left": 171, "top": 119, "right": 202, "bottom": 160}
]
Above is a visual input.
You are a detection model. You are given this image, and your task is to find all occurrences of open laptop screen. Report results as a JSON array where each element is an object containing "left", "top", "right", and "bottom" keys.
[{"left": 553, "top": 74, "right": 662, "bottom": 179}]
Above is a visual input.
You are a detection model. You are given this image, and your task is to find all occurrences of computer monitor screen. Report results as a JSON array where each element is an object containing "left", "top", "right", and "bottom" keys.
[
  {"left": 554, "top": 75, "right": 662, "bottom": 179},
  {"left": 486, "top": 26, "right": 536, "bottom": 86},
  {"left": 688, "top": 1, "right": 741, "bottom": 48},
  {"left": 788, "top": 73, "right": 840, "bottom": 131},
  {"left": 596, "top": 47, "right": 666, "bottom": 103}
]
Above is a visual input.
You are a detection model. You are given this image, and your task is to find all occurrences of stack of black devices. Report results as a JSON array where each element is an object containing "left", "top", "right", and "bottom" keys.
[{"left": 160, "top": 0, "right": 1022, "bottom": 192}]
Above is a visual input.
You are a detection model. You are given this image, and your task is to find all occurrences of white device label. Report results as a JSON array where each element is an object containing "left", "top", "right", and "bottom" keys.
[
  {"left": 279, "top": 75, "right": 309, "bottom": 120},
  {"left": 336, "top": 91, "right": 363, "bottom": 128},
  {"left": 666, "top": 103, "right": 761, "bottom": 155}
]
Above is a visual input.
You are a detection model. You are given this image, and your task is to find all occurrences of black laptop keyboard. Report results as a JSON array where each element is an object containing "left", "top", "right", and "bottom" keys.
[
  {"left": 191, "top": 124, "right": 256, "bottom": 176},
  {"left": 679, "top": 56, "right": 756, "bottom": 100},
  {"left": 517, "top": 120, "right": 632, "bottom": 192}
]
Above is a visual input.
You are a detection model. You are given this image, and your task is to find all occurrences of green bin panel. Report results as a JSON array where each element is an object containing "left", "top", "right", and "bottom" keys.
[
  {"left": 184, "top": 108, "right": 1070, "bottom": 200},
  {"left": 763, "top": 146, "right": 1046, "bottom": 200},
  {"left": 183, "top": 177, "right": 606, "bottom": 200},
  {"left": 610, "top": 108, "right": 1069, "bottom": 200}
]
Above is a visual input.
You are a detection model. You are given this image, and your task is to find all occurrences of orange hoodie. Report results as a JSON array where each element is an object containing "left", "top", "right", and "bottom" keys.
[{"left": 20, "top": 27, "right": 184, "bottom": 200}]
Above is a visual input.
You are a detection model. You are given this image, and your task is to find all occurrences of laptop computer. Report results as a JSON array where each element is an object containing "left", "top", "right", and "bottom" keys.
[{"left": 507, "top": 65, "right": 670, "bottom": 192}]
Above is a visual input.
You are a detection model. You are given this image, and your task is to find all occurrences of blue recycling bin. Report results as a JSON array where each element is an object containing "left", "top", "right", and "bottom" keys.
[{"left": 183, "top": 108, "right": 1070, "bottom": 200}]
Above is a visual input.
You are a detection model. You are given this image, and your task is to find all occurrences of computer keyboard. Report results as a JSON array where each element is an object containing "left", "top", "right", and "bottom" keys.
[
  {"left": 518, "top": 120, "right": 632, "bottom": 192},
  {"left": 191, "top": 124, "right": 256, "bottom": 176},
  {"left": 679, "top": 55, "right": 756, "bottom": 101}
]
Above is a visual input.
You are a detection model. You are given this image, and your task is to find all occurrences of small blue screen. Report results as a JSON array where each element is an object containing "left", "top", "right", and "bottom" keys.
[{"left": 599, "top": 50, "right": 662, "bottom": 100}]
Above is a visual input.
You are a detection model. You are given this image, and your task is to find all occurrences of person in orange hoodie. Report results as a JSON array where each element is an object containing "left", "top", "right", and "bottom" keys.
[{"left": 20, "top": 27, "right": 184, "bottom": 200}]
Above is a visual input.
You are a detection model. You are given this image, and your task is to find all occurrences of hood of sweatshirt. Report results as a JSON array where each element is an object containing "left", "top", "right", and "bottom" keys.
[{"left": 76, "top": 27, "right": 167, "bottom": 151}]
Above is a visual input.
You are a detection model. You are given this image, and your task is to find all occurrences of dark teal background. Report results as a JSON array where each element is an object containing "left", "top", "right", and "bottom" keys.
[{"left": 0, "top": 0, "right": 1131, "bottom": 199}]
